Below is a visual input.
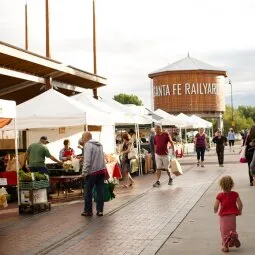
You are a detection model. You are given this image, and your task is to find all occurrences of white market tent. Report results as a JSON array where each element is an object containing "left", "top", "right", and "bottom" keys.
[
  {"left": 3, "top": 90, "right": 116, "bottom": 155},
  {"left": 154, "top": 109, "right": 186, "bottom": 127},
  {"left": 124, "top": 104, "right": 162, "bottom": 124},
  {"left": 176, "top": 113, "right": 201, "bottom": 129},
  {"left": 0, "top": 99, "right": 20, "bottom": 204},
  {"left": 98, "top": 98, "right": 153, "bottom": 125},
  {"left": 4, "top": 89, "right": 113, "bottom": 130},
  {"left": 72, "top": 93, "right": 135, "bottom": 124},
  {"left": 190, "top": 115, "right": 212, "bottom": 128}
]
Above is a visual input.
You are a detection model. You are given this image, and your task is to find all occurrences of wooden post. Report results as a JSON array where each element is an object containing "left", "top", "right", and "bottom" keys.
[
  {"left": 45, "top": 77, "right": 52, "bottom": 89},
  {"left": 92, "top": 0, "right": 98, "bottom": 99},
  {"left": 45, "top": 0, "right": 50, "bottom": 58},
  {"left": 25, "top": 2, "right": 28, "bottom": 50}
]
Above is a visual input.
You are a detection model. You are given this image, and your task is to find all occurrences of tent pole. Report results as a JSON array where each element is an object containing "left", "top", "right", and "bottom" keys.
[
  {"left": 14, "top": 118, "right": 20, "bottom": 206},
  {"left": 134, "top": 123, "right": 140, "bottom": 175},
  {"left": 185, "top": 128, "right": 188, "bottom": 154},
  {"left": 113, "top": 125, "right": 116, "bottom": 153},
  {"left": 208, "top": 127, "right": 211, "bottom": 149},
  {"left": 137, "top": 123, "right": 142, "bottom": 176}
]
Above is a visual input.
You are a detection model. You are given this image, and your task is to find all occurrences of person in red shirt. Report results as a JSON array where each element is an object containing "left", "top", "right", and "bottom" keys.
[
  {"left": 59, "top": 139, "right": 75, "bottom": 161},
  {"left": 214, "top": 176, "right": 243, "bottom": 253},
  {"left": 153, "top": 125, "right": 175, "bottom": 187}
]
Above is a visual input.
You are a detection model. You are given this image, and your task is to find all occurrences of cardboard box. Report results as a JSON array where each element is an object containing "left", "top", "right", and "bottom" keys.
[{"left": 0, "top": 139, "right": 15, "bottom": 149}]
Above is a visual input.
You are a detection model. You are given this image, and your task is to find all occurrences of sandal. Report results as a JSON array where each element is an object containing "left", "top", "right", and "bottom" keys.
[
  {"left": 129, "top": 181, "right": 135, "bottom": 187},
  {"left": 81, "top": 212, "right": 93, "bottom": 216}
]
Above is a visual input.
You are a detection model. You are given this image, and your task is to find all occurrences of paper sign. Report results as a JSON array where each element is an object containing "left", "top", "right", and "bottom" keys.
[{"left": 0, "top": 178, "right": 8, "bottom": 185}]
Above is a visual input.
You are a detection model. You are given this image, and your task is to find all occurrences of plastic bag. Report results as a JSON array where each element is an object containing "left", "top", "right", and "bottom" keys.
[
  {"left": 72, "top": 157, "right": 80, "bottom": 172},
  {"left": 239, "top": 146, "right": 248, "bottom": 163},
  {"left": 0, "top": 187, "right": 8, "bottom": 208},
  {"left": 171, "top": 157, "right": 183, "bottom": 176}
]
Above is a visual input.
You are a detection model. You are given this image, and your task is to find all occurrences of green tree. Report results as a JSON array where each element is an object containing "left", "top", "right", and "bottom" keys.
[
  {"left": 223, "top": 105, "right": 254, "bottom": 132},
  {"left": 238, "top": 106, "right": 255, "bottom": 122},
  {"left": 114, "top": 93, "right": 143, "bottom": 106}
]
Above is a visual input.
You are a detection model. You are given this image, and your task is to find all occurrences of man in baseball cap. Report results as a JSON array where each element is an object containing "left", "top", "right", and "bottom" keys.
[
  {"left": 40, "top": 136, "right": 49, "bottom": 144},
  {"left": 24, "top": 136, "right": 61, "bottom": 174}
]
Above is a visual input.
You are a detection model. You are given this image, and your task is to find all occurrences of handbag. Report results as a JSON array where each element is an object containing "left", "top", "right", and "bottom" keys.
[
  {"left": 240, "top": 135, "right": 248, "bottom": 163},
  {"left": 128, "top": 144, "right": 137, "bottom": 160},
  {"left": 170, "top": 157, "right": 183, "bottom": 176}
]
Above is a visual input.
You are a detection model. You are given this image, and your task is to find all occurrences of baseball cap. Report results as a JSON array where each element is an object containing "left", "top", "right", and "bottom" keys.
[{"left": 40, "top": 136, "right": 49, "bottom": 143}]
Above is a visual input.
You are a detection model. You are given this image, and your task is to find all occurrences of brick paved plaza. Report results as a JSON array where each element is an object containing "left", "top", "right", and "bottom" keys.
[{"left": 1, "top": 147, "right": 254, "bottom": 255}]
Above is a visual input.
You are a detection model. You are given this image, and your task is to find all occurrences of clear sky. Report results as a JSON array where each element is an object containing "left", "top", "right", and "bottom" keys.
[{"left": 0, "top": 0, "right": 254, "bottom": 108}]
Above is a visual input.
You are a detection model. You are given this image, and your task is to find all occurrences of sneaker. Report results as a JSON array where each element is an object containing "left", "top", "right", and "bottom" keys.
[
  {"left": 96, "top": 212, "right": 104, "bottom": 217},
  {"left": 168, "top": 178, "right": 173, "bottom": 185},
  {"left": 81, "top": 212, "right": 93, "bottom": 216},
  {"left": 201, "top": 163, "right": 204, "bottom": 167},
  {"left": 153, "top": 180, "right": 160, "bottom": 187},
  {"left": 220, "top": 164, "right": 224, "bottom": 167},
  {"left": 197, "top": 161, "right": 200, "bottom": 166}
]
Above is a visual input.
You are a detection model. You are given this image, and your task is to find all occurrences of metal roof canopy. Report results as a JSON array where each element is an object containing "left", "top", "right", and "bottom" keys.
[{"left": 0, "top": 41, "right": 107, "bottom": 103}]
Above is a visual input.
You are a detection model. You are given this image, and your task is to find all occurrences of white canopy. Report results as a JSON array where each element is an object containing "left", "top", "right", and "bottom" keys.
[
  {"left": 4, "top": 89, "right": 113, "bottom": 130},
  {"left": 124, "top": 104, "right": 162, "bottom": 124},
  {"left": 98, "top": 98, "right": 153, "bottom": 125},
  {"left": 154, "top": 109, "right": 186, "bottom": 127},
  {"left": 176, "top": 113, "right": 202, "bottom": 128},
  {"left": 190, "top": 115, "right": 212, "bottom": 128},
  {"left": 72, "top": 93, "right": 135, "bottom": 124},
  {"left": 0, "top": 99, "right": 16, "bottom": 118}
]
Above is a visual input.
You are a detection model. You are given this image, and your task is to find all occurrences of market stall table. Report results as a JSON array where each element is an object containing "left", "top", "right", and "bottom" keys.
[
  {"left": 50, "top": 175, "right": 84, "bottom": 198},
  {"left": 0, "top": 171, "right": 17, "bottom": 186}
]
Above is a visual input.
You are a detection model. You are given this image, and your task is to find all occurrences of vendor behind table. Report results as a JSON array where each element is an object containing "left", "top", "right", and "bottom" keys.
[{"left": 59, "top": 139, "right": 76, "bottom": 161}]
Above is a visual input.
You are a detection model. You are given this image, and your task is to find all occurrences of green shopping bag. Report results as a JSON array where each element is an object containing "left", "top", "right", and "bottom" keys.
[{"left": 93, "top": 182, "right": 115, "bottom": 202}]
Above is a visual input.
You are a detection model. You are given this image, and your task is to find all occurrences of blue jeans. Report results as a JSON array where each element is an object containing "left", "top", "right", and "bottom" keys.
[
  {"left": 196, "top": 147, "right": 205, "bottom": 161},
  {"left": 84, "top": 173, "right": 105, "bottom": 213},
  {"left": 29, "top": 166, "right": 48, "bottom": 174}
]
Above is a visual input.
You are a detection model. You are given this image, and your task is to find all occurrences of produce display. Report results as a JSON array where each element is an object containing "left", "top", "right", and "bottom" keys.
[
  {"left": 63, "top": 160, "right": 73, "bottom": 170},
  {"left": 19, "top": 170, "right": 47, "bottom": 182}
]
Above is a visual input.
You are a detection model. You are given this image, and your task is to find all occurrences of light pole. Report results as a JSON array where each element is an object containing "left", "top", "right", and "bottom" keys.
[{"left": 229, "top": 79, "right": 234, "bottom": 128}]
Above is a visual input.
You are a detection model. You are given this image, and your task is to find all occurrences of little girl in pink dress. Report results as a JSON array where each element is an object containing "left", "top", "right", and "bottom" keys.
[{"left": 214, "top": 176, "right": 243, "bottom": 253}]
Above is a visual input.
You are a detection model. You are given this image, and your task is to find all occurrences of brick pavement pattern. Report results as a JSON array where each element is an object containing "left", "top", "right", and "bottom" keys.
[
  {"left": 46, "top": 167, "right": 224, "bottom": 254},
  {"left": 0, "top": 150, "right": 228, "bottom": 255}
]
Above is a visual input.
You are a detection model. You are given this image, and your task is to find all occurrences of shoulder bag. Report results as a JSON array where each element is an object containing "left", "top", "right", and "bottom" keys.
[{"left": 128, "top": 143, "right": 137, "bottom": 160}]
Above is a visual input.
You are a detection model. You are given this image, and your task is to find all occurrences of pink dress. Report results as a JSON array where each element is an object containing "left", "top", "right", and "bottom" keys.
[{"left": 216, "top": 191, "right": 240, "bottom": 247}]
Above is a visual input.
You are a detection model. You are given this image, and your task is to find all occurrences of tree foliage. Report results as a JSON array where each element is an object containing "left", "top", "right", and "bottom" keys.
[
  {"left": 237, "top": 106, "right": 255, "bottom": 122},
  {"left": 113, "top": 93, "right": 143, "bottom": 106},
  {"left": 223, "top": 105, "right": 254, "bottom": 132}
]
